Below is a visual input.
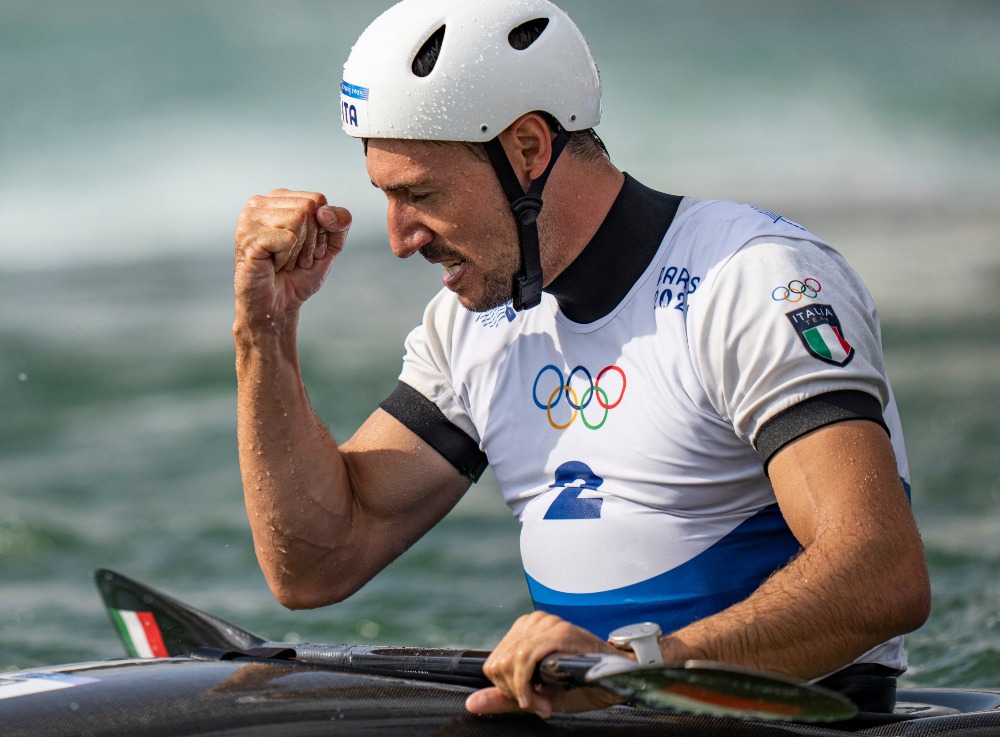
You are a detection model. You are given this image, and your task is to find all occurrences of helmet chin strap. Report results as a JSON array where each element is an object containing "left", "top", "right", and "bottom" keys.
[{"left": 482, "top": 130, "right": 572, "bottom": 311}]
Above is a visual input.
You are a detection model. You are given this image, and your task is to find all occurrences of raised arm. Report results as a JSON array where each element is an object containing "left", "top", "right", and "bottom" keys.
[{"left": 234, "top": 190, "right": 469, "bottom": 610}]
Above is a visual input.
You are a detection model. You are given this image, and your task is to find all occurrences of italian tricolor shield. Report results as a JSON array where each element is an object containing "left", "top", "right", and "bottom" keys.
[
  {"left": 786, "top": 303, "right": 855, "bottom": 367},
  {"left": 108, "top": 609, "right": 169, "bottom": 658}
]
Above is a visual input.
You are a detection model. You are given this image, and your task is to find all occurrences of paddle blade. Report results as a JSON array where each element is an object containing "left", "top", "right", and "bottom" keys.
[
  {"left": 601, "top": 660, "right": 858, "bottom": 722},
  {"left": 95, "top": 569, "right": 265, "bottom": 658}
]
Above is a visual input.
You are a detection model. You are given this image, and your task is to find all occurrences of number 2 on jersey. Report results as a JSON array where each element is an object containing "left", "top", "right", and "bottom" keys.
[{"left": 544, "top": 461, "right": 605, "bottom": 520}]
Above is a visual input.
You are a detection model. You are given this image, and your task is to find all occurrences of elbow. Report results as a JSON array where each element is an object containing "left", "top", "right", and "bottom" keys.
[
  {"left": 270, "top": 583, "right": 347, "bottom": 611},
  {"left": 895, "top": 568, "right": 932, "bottom": 635},
  {"left": 266, "top": 570, "right": 365, "bottom": 612},
  {"left": 881, "top": 549, "right": 932, "bottom": 637},
  {"left": 256, "top": 539, "right": 370, "bottom": 610}
]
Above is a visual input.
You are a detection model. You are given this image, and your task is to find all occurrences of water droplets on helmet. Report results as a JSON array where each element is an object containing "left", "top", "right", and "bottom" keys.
[{"left": 340, "top": 0, "right": 602, "bottom": 142}]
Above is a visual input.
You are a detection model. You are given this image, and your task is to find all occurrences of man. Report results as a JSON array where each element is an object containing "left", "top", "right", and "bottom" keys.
[{"left": 234, "top": 0, "right": 930, "bottom": 719}]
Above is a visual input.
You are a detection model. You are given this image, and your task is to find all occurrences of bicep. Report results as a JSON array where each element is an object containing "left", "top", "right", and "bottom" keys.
[
  {"left": 340, "top": 408, "right": 472, "bottom": 543},
  {"left": 768, "top": 419, "right": 913, "bottom": 549},
  {"left": 767, "top": 420, "right": 930, "bottom": 637}
]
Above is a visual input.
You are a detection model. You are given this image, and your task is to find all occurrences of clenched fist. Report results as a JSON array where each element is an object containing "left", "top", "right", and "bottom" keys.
[{"left": 233, "top": 189, "right": 352, "bottom": 331}]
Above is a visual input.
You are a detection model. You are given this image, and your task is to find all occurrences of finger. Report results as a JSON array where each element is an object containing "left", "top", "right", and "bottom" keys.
[
  {"left": 468, "top": 683, "right": 552, "bottom": 719},
  {"left": 316, "top": 205, "right": 352, "bottom": 233},
  {"left": 244, "top": 193, "right": 327, "bottom": 269},
  {"left": 241, "top": 207, "right": 313, "bottom": 271},
  {"left": 505, "top": 613, "right": 559, "bottom": 710},
  {"left": 512, "top": 644, "right": 548, "bottom": 711},
  {"left": 297, "top": 233, "right": 316, "bottom": 270},
  {"left": 262, "top": 189, "right": 328, "bottom": 207},
  {"left": 244, "top": 195, "right": 324, "bottom": 226},
  {"left": 235, "top": 210, "right": 297, "bottom": 265},
  {"left": 316, "top": 205, "right": 352, "bottom": 258},
  {"left": 481, "top": 650, "right": 512, "bottom": 702},
  {"left": 313, "top": 230, "right": 328, "bottom": 262},
  {"left": 288, "top": 211, "right": 318, "bottom": 272},
  {"left": 482, "top": 641, "right": 537, "bottom": 711},
  {"left": 531, "top": 690, "right": 554, "bottom": 720},
  {"left": 464, "top": 687, "right": 521, "bottom": 715}
]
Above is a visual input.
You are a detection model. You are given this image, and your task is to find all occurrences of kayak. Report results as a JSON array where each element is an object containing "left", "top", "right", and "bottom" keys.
[{"left": 1, "top": 571, "right": 998, "bottom": 737}]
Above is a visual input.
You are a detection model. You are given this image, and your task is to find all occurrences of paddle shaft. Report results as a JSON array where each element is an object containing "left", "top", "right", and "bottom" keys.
[
  {"left": 291, "top": 643, "right": 494, "bottom": 688},
  {"left": 282, "top": 644, "right": 606, "bottom": 692}
]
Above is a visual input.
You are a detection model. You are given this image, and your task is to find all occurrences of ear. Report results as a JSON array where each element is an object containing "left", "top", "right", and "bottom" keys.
[{"left": 498, "top": 113, "right": 554, "bottom": 190}]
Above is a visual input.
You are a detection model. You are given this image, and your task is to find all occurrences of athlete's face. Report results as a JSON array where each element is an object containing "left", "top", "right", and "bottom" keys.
[{"left": 366, "top": 139, "right": 520, "bottom": 312}]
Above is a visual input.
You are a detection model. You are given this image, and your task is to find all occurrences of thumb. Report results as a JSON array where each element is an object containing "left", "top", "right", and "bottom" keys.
[
  {"left": 465, "top": 687, "right": 553, "bottom": 719},
  {"left": 316, "top": 205, "right": 352, "bottom": 234},
  {"left": 465, "top": 687, "right": 521, "bottom": 715}
]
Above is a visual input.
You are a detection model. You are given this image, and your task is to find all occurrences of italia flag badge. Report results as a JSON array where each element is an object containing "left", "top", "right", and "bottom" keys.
[{"left": 786, "top": 303, "right": 855, "bottom": 367}]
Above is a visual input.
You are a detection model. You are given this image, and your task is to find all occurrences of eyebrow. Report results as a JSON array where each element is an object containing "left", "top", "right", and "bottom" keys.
[{"left": 371, "top": 180, "right": 426, "bottom": 193}]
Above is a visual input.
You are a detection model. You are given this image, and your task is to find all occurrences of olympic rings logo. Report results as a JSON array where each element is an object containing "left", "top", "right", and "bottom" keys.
[
  {"left": 772, "top": 277, "right": 821, "bottom": 303},
  {"left": 532, "top": 364, "right": 626, "bottom": 430}
]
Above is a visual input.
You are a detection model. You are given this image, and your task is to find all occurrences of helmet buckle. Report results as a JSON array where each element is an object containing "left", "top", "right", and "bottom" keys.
[
  {"left": 511, "top": 195, "right": 544, "bottom": 226},
  {"left": 514, "top": 271, "right": 543, "bottom": 311}
]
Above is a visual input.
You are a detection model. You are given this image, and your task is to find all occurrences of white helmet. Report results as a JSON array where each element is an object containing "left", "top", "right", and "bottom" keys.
[{"left": 340, "top": 0, "right": 602, "bottom": 142}]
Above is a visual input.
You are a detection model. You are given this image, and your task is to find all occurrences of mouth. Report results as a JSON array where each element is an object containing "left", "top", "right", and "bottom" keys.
[
  {"left": 420, "top": 243, "right": 469, "bottom": 288},
  {"left": 422, "top": 246, "right": 468, "bottom": 286}
]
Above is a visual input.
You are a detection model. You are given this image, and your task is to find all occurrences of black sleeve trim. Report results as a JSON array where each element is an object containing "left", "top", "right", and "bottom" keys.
[
  {"left": 755, "top": 390, "right": 889, "bottom": 474},
  {"left": 379, "top": 381, "right": 488, "bottom": 482}
]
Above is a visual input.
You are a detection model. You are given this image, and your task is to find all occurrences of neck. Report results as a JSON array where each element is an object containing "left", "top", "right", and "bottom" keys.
[
  {"left": 544, "top": 174, "right": 684, "bottom": 323},
  {"left": 538, "top": 156, "right": 626, "bottom": 286}
]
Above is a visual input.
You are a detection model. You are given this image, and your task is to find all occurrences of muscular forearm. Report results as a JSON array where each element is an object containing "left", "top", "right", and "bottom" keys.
[
  {"left": 658, "top": 526, "right": 927, "bottom": 679},
  {"left": 659, "top": 423, "right": 930, "bottom": 679},
  {"left": 234, "top": 317, "right": 358, "bottom": 609}
]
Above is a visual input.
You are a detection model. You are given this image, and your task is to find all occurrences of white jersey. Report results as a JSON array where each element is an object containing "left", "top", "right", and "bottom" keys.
[{"left": 397, "top": 196, "right": 910, "bottom": 670}]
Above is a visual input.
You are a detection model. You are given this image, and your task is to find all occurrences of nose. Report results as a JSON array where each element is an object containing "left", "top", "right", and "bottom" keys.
[{"left": 387, "top": 201, "right": 433, "bottom": 259}]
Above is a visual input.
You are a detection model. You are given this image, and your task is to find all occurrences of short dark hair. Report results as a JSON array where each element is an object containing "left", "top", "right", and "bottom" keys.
[
  {"left": 411, "top": 122, "right": 609, "bottom": 165},
  {"left": 363, "top": 126, "right": 609, "bottom": 164}
]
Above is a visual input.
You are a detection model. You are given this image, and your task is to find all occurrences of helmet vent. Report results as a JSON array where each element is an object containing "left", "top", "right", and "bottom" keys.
[
  {"left": 412, "top": 25, "right": 446, "bottom": 77},
  {"left": 508, "top": 18, "right": 549, "bottom": 51}
]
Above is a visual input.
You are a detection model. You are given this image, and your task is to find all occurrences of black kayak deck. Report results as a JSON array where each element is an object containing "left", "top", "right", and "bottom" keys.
[{"left": 3, "top": 655, "right": 999, "bottom": 737}]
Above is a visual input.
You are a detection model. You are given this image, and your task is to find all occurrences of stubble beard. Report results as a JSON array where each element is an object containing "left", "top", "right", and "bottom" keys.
[
  {"left": 420, "top": 173, "right": 527, "bottom": 313},
  {"left": 461, "top": 243, "right": 521, "bottom": 313},
  {"left": 452, "top": 204, "right": 524, "bottom": 314},
  {"left": 419, "top": 238, "right": 519, "bottom": 314}
]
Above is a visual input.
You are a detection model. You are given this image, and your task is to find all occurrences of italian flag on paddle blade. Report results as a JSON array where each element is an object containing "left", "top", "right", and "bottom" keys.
[
  {"left": 786, "top": 303, "right": 855, "bottom": 367},
  {"left": 108, "top": 609, "right": 169, "bottom": 658}
]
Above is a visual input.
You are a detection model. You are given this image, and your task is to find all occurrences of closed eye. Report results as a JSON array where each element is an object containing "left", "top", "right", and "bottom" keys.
[{"left": 371, "top": 180, "right": 434, "bottom": 206}]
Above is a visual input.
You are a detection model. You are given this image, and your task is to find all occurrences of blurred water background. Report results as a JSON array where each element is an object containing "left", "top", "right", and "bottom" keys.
[{"left": 2, "top": 0, "right": 999, "bottom": 687}]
